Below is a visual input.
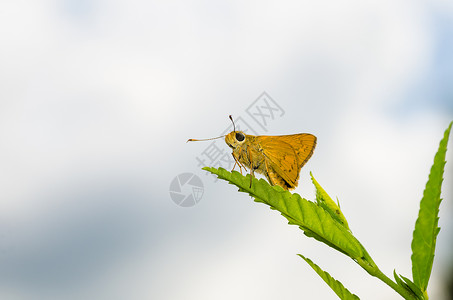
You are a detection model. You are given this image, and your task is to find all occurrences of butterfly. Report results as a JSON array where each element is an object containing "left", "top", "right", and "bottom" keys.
[{"left": 188, "top": 116, "right": 316, "bottom": 190}]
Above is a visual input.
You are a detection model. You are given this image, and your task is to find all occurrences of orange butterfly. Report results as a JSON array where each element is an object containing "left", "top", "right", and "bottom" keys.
[{"left": 189, "top": 116, "right": 316, "bottom": 190}]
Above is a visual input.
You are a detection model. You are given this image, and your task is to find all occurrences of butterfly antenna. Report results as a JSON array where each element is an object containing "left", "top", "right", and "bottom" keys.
[
  {"left": 187, "top": 135, "right": 225, "bottom": 143},
  {"left": 229, "top": 115, "right": 236, "bottom": 132},
  {"left": 188, "top": 115, "right": 234, "bottom": 143}
]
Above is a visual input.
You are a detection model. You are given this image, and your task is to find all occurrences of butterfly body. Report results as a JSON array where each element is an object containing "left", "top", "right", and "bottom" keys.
[{"left": 224, "top": 131, "right": 316, "bottom": 190}]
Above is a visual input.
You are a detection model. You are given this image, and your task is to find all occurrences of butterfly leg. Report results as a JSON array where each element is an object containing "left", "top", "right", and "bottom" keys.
[
  {"left": 231, "top": 161, "right": 238, "bottom": 172},
  {"left": 246, "top": 146, "right": 255, "bottom": 188},
  {"left": 264, "top": 160, "right": 276, "bottom": 186},
  {"left": 231, "top": 152, "right": 246, "bottom": 175}
]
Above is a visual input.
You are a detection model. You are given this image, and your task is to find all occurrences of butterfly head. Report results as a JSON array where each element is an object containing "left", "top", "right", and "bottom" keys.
[{"left": 225, "top": 131, "right": 246, "bottom": 149}]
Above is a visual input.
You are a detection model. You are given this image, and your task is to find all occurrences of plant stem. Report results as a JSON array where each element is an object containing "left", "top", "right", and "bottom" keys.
[
  {"left": 353, "top": 241, "right": 418, "bottom": 299},
  {"left": 374, "top": 269, "right": 416, "bottom": 299},
  {"left": 357, "top": 258, "right": 417, "bottom": 300}
]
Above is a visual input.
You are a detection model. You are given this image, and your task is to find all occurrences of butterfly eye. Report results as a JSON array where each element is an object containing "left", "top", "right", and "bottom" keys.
[{"left": 235, "top": 132, "right": 245, "bottom": 142}]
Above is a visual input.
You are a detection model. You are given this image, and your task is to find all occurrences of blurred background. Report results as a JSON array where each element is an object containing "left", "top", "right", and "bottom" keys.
[{"left": 0, "top": 0, "right": 452, "bottom": 299}]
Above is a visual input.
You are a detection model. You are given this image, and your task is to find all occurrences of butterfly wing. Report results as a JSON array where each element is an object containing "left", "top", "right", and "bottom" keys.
[
  {"left": 254, "top": 138, "right": 299, "bottom": 189},
  {"left": 277, "top": 134, "right": 317, "bottom": 169},
  {"left": 255, "top": 134, "right": 316, "bottom": 190}
]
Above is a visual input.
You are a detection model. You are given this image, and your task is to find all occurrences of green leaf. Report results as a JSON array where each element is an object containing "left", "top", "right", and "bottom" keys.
[
  {"left": 311, "top": 172, "right": 350, "bottom": 230},
  {"left": 393, "top": 271, "right": 425, "bottom": 300},
  {"left": 204, "top": 167, "right": 368, "bottom": 263},
  {"left": 411, "top": 121, "right": 452, "bottom": 292},
  {"left": 299, "top": 254, "right": 360, "bottom": 300}
]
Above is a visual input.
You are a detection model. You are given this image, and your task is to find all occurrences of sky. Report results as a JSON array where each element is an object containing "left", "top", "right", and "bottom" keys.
[{"left": 0, "top": 0, "right": 453, "bottom": 299}]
